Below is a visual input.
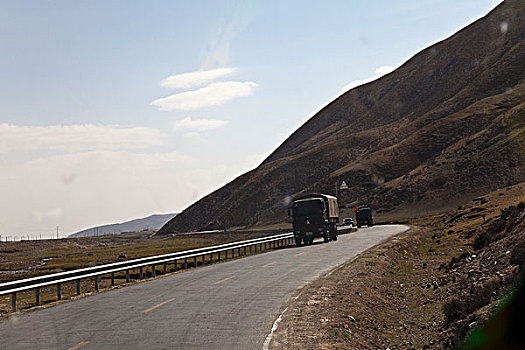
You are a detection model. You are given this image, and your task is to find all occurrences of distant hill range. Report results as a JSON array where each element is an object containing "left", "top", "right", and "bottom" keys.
[
  {"left": 158, "top": 0, "right": 524, "bottom": 235},
  {"left": 69, "top": 213, "right": 177, "bottom": 238}
]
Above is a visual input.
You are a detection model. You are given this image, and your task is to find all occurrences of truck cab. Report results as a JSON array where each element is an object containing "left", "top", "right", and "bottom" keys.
[{"left": 355, "top": 207, "right": 373, "bottom": 228}]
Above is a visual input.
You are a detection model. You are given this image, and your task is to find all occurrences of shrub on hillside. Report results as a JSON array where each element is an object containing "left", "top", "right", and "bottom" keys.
[
  {"left": 473, "top": 202, "right": 524, "bottom": 251},
  {"left": 511, "top": 240, "right": 525, "bottom": 271},
  {"left": 443, "top": 280, "right": 501, "bottom": 324}
]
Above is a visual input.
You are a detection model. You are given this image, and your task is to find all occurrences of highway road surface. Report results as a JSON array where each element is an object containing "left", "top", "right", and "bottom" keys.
[{"left": 0, "top": 225, "right": 408, "bottom": 349}]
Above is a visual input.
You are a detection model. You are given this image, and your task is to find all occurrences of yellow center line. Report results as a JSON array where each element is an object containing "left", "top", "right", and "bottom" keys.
[
  {"left": 68, "top": 341, "right": 89, "bottom": 350},
  {"left": 214, "top": 275, "right": 235, "bottom": 285},
  {"left": 294, "top": 252, "right": 306, "bottom": 257},
  {"left": 262, "top": 261, "right": 276, "bottom": 268},
  {"left": 141, "top": 298, "right": 175, "bottom": 313}
]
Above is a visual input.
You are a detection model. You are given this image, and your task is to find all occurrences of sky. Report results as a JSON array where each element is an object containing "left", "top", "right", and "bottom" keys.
[{"left": 0, "top": 0, "right": 503, "bottom": 238}]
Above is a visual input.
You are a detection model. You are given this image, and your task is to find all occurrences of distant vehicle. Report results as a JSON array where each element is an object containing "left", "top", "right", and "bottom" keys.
[
  {"left": 355, "top": 207, "right": 373, "bottom": 228},
  {"left": 289, "top": 193, "right": 339, "bottom": 246},
  {"left": 342, "top": 218, "right": 354, "bottom": 226}
]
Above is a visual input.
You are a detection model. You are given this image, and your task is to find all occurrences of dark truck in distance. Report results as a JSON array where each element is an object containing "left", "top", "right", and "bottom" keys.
[
  {"left": 290, "top": 193, "right": 339, "bottom": 246},
  {"left": 355, "top": 207, "right": 373, "bottom": 228}
]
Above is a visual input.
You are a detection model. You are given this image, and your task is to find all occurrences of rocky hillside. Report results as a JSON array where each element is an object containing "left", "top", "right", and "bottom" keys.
[{"left": 159, "top": 0, "right": 524, "bottom": 234}]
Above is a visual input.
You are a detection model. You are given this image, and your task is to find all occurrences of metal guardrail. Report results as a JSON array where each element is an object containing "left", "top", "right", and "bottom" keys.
[{"left": 0, "top": 233, "right": 295, "bottom": 312}]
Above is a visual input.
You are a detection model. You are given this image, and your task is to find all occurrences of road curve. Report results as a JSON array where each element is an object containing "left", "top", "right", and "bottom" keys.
[{"left": 0, "top": 225, "right": 408, "bottom": 349}]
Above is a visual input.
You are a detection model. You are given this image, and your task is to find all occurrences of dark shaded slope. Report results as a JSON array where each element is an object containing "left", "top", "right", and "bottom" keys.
[{"left": 159, "top": 0, "right": 524, "bottom": 234}]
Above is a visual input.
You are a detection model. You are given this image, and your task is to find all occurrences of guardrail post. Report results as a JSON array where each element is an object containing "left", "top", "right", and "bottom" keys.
[
  {"left": 111, "top": 272, "right": 115, "bottom": 286},
  {"left": 225, "top": 249, "right": 229, "bottom": 259},
  {"left": 76, "top": 279, "right": 81, "bottom": 295},
  {"left": 139, "top": 267, "right": 144, "bottom": 280},
  {"left": 152, "top": 265, "right": 156, "bottom": 277},
  {"left": 126, "top": 269, "right": 130, "bottom": 282},
  {"left": 163, "top": 262, "right": 167, "bottom": 274},
  {"left": 184, "top": 258, "right": 188, "bottom": 269},
  {"left": 11, "top": 293, "right": 16, "bottom": 312},
  {"left": 193, "top": 256, "right": 197, "bottom": 267},
  {"left": 174, "top": 259, "right": 178, "bottom": 271},
  {"left": 243, "top": 246, "right": 246, "bottom": 256},
  {"left": 36, "top": 287, "right": 40, "bottom": 306},
  {"left": 249, "top": 245, "right": 252, "bottom": 254},
  {"left": 94, "top": 276, "right": 99, "bottom": 291},
  {"left": 57, "top": 283, "right": 62, "bottom": 300},
  {"left": 237, "top": 247, "right": 241, "bottom": 257}
]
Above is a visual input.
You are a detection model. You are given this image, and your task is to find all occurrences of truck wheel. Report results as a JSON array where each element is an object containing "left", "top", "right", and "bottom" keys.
[
  {"left": 323, "top": 234, "right": 329, "bottom": 243},
  {"left": 357, "top": 224, "right": 361, "bottom": 228},
  {"left": 329, "top": 223, "right": 337, "bottom": 241},
  {"left": 295, "top": 238, "right": 302, "bottom": 247}
]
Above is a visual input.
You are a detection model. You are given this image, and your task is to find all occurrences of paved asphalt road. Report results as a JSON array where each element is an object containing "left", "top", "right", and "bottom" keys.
[{"left": 0, "top": 225, "right": 408, "bottom": 349}]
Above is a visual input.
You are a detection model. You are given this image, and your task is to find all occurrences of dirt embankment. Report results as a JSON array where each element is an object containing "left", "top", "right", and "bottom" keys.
[{"left": 270, "top": 183, "right": 525, "bottom": 349}]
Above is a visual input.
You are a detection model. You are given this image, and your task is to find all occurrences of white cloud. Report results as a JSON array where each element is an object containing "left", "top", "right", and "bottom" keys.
[
  {"left": 182, "top": 132, "right": 206, "bottom": 144},
  {"left": 201, "top": 2, "right": 257, "bottom": 68},
  {"left": 33, "top": 207, "right": 63, "bottom": 222},
  {"left": 341, "top": 65, "right": 396, "bottom": 93},
  {"left": 0, "top": 148, "right": 258, "bottom": 237},
  {"left": 0, "top": 124, "right": 164, "bottom": 154},
  {"left": 151, "top": 81, "right": 258, "bottom": 111},
  {"left": 173, "top": 117, "right": 229, "bottom": 132},
  {"left": 375, "top": 65, "right": 395, "bottom": 76},
  {"left": 0, "top": 150, "right": 190, "bottom": 235},
  {"left": 160, "top": 68, "right": 236, "bottom": 89}
]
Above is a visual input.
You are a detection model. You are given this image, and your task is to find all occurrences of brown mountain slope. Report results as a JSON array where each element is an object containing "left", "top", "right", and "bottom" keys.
[{"left": 158, "top": 0, "right": 525, "bottom": 234}]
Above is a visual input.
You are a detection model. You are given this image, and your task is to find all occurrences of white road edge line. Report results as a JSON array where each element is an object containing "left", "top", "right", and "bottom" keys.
[
  {"left": 262, "top": 261, "right": 276, "bottom": 268},
  {"left": 262, "top": 307, "right": 288, "bottom": 350}
]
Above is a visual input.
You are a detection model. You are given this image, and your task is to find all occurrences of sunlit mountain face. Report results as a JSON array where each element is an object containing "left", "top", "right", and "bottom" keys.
[{"left": 159, "top": 0, "right": 524, "bottom": 234}]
